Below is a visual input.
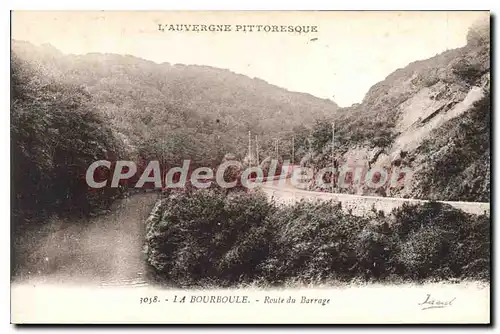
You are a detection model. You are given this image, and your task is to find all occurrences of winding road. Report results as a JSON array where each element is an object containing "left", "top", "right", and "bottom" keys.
[
  {"left": 12, "top": 173, "right": 489, "bottom": 288},
  {"left": 257, "top": 170, "right": 490, "bottom": 216}
]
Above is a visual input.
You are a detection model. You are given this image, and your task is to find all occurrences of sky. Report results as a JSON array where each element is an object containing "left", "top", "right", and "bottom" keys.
[{"left": 11, "top": 11, "right": 488, "bottom": 107}]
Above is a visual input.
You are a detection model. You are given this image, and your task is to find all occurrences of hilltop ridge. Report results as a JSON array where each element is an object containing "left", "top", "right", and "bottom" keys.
[{"left": 300, "top": 17, "right": 490, "bottom": 202}]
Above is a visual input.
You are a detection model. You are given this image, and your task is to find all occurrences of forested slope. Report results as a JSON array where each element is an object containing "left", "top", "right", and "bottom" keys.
[{"left": 12, "top": 40, "right": 339, "bottom": 168}]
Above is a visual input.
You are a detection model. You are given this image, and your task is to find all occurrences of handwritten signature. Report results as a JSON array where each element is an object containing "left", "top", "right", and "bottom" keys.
[{"left": 418, "top": 294, "right": 456, "bottom": 311}]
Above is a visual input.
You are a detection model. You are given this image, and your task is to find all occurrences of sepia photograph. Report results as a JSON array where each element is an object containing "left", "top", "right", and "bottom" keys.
[{"left": 10, "top": 10, "right": 491, "bottom": 324}]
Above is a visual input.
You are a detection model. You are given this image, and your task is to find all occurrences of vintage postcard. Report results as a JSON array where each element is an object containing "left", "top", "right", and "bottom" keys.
[{"left": 10, "top": 10, "right": 490, "bottom": 324}]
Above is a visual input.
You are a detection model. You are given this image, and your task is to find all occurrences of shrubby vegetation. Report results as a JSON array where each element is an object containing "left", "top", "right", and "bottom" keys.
[
  {"left": 11, "top": 54, "right": 127, "bottom": 229},
  {"left": 11, "top": 40, "right": 338, "bottom": 169},
  {"left": 144, "top": 190, "right": 490, "bottom": 287},
  {"left": 10, "top": 41, "right": 339, "bottom": 231},
  {"left": 11, "top": 19, "right": 490, "bottom": 284},
  {"left": 144, "top": 190, "right": 275, "bottom": 286},
  {"left": 467, "top": 17, "right": 490, "bottom": 47},
  {"left": 293, "top": 18, "right": 490, "bottom": 201},
  {"left": 303, "top": 22, "right": 489, "bottom": 156},
  {"left": 415, "top": 92, "right": 490, "bottom": 202},
  {"left": 11, "top": 40, "right": 339, "bottom": 230},
  {"left": 12, "top": 17, "right": 490, "bottom": 207}
]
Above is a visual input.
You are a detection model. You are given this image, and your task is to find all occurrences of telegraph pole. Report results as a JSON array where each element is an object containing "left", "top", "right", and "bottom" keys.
[
  {"left": 292, "top": 136, "right": 295, "bottom": 165},
  {"left": 331, "top": 121, "right": 335, "bottom": 193},
  {"left": 159, "top": 137, "right": 166, "bottom": 199},
  {"left": 248, "top": 130, "right": 252, "bottom": 168},
  {"left": 255, "top": 135, "right": 260, "bottom": 166}
]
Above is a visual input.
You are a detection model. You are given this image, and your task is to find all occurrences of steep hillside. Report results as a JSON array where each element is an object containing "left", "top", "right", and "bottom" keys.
[
  {"left": 301, "top": 18, "right": 490, "bottom": 202},
  {"left": 10, "top": 18, "right": 490, "bottom": 204},
  {"left": 11, "top": 40, "right": 339, "bottom": 167},
  {"left": 11, "top": 51, "right": 127, "bottom": 227},
  {"left": 412, "top": 91, "right": 490, "bottom": 202}
]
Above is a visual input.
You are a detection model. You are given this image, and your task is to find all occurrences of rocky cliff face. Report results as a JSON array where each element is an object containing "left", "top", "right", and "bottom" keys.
[{"left": 305, "top": 18, "right": 490, "bottom": 202}]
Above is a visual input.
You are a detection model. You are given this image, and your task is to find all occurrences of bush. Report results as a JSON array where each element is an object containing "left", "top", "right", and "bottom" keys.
[
  {"left": 144, "top": 189, "right": 276, "bottom": 287},
  {"left": 355, "top": 221, "right": 399, "bottom": 280},
  {"left": 451, "top": 58, "right": 485, "bottom": 86},
  {"left": 11, "top": 53, "right": 126, "bottom": 229},
  {"left": 467, "top": 17, "right": 490, "bottom": 47},
  {"left": 144, "top": 191, "right": 490, "bottom": 287},
  {"left": 398, "top": 225, "right": 454, "bottom": 279},
  {"left": 390, "top": 202, "right": 490, "bottom": 280},
  {"left": 415, "top": 92, "right": 490, "bottom": 202},
  {"left": 263, "top": 201, "right": 365, "bottom": 283}
]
